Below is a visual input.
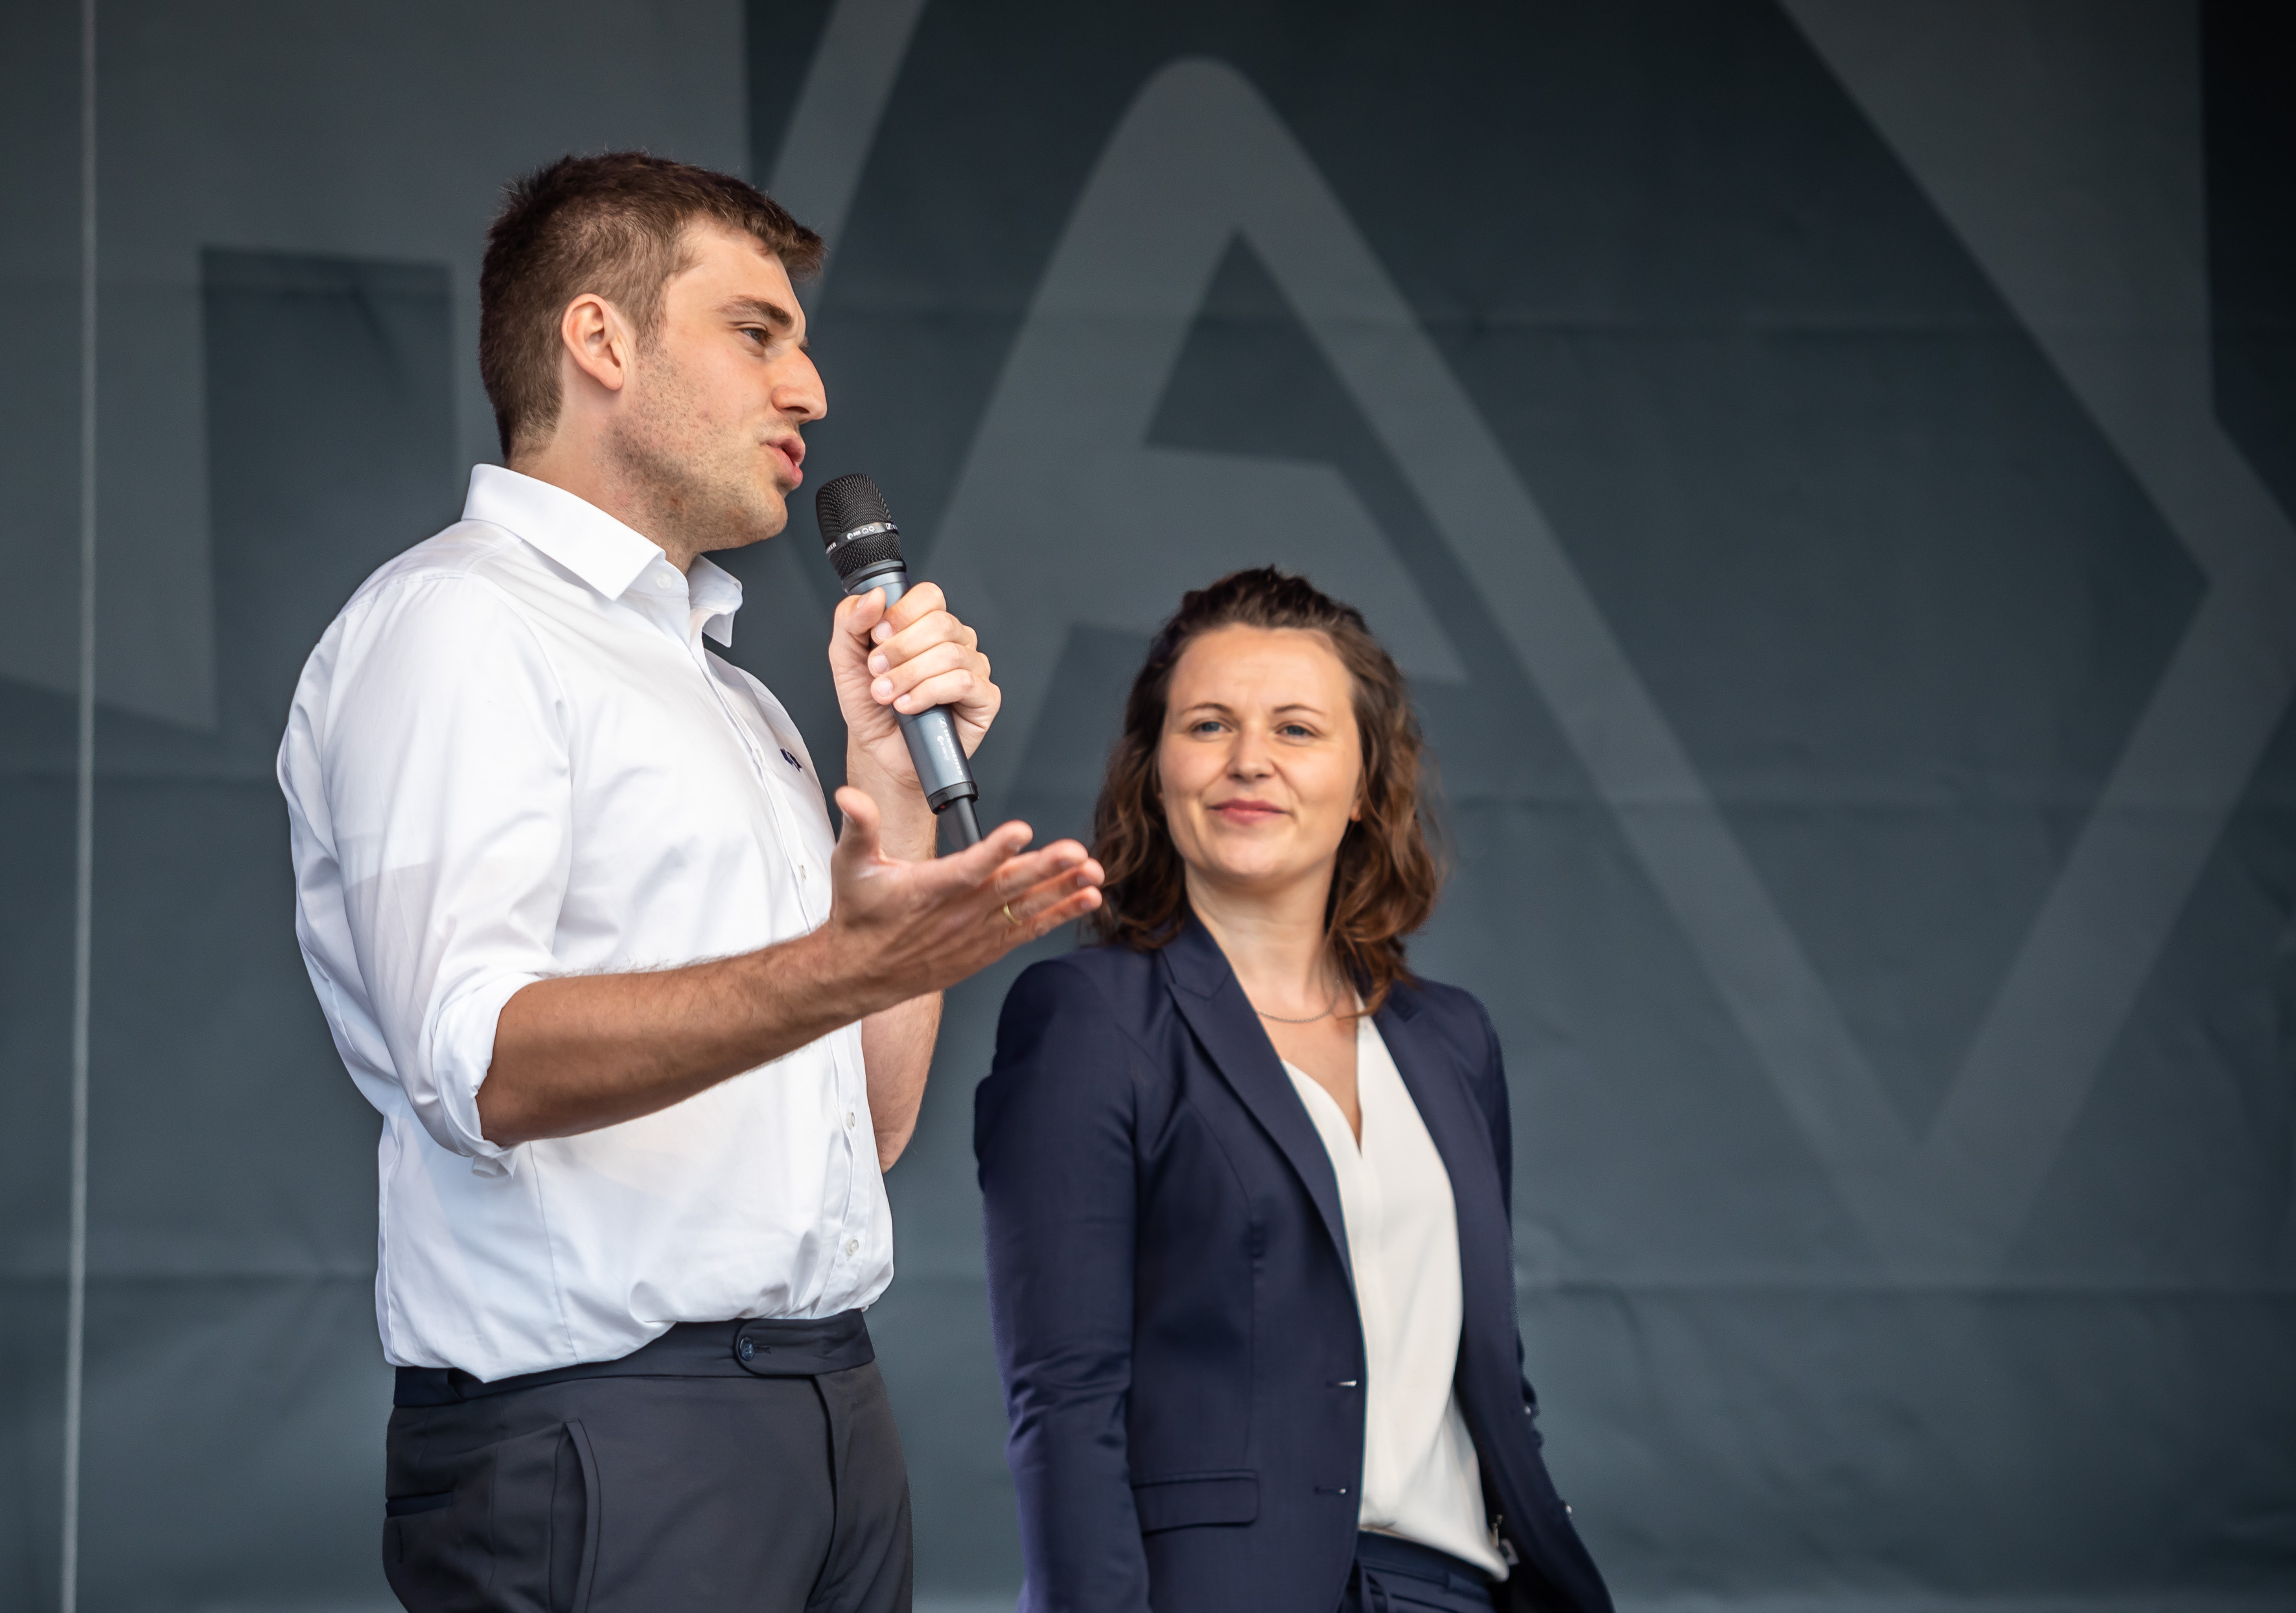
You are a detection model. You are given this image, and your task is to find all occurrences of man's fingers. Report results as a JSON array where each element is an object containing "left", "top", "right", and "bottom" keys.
[
  {"left": 980, "top": 852, "right": 1105, "bottom": 945},
  {"left": 838, "top": 588, "right": 888, "bottom": 642},
  {"left": 984, "top": 842, "right": 1098, "bottom": 906},
  {"left": 1000, "top": 882, "right": 1104, "bottom": 943},
  {"left": 879, "top": 581, "right": 945, "bottom": 632},
  {"left": 930, "top": 818, "right": 1036, "bottom": 888},
  {"left": 868, "top": 602, "right": 975, "bottom": 673},
  {"left": 871, "top": 640, "right": 978, "bottom": 707},
  {"left": 1004, "top": 864, "right": 1104, "bottom": 920},
  {"left": 890, "top": 668, "right": 987, "bottom": 717},
  {"left": 1038, "top": 886, "right": 1105, "bottom": 931}
]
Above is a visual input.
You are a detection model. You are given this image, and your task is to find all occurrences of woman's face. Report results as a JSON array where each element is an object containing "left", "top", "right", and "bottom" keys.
[{"left": 1157, "top": 625, "right": 1363, "bottom": 902}]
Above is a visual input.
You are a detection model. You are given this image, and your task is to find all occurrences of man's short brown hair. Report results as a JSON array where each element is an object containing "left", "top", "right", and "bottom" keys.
[{"left": 478, "top": 152, "right": 824, "bottom": 459}]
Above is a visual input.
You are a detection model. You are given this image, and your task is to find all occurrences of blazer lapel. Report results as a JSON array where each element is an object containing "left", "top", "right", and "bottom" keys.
[
  {"left": 1159, "top": 917, "right": 1354, "bottom": 1288},
  {"left": 1374, "top": 992, "right": 1515, "bottom": 1374}
]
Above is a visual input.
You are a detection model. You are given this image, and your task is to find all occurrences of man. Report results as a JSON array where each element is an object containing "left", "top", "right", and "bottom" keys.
[{"left": 278, "top": 152, "right": 1102, "bottom": 1612}]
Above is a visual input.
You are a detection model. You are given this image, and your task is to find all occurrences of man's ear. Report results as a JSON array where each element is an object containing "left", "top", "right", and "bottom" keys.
[{"left": 559, "top": 293, "right": 631, "bottom": 395}]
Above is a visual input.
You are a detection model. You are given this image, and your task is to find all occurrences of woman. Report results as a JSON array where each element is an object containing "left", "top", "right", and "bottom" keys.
[{"left": 975, "top": 570, "right": 1611, "bottom": 1613}]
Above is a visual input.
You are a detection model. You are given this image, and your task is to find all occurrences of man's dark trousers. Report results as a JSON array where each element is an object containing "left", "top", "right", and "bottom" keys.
[{"left": 381, "top": 1312, "right": 910, "bottom": 1612}]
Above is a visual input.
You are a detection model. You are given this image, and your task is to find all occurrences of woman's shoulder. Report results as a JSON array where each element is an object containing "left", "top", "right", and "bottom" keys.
[
  {"left": 1387, "top": 972, "right": 1503, "bottom": 1076},
  {"left": 988, "top": 944, "right": 1178, "bottom": 1106},
  {"left": 1390, "top": 971, "right": 1493, "bottom": 1033},
  {"left": 1012, "top": 938, "right": 1161, "bottom": 993},
  {"left": 1003, "top": 941, "right": 1173, "bottom": 1035}
]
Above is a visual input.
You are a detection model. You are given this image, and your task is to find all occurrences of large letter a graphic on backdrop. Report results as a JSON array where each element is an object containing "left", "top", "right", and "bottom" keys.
[{"left": 930, "top": 56, "right": 2291, "bottom": 1278}]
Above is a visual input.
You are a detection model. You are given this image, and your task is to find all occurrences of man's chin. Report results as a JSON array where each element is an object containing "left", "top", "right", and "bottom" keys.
[
  {"left": 701, "top": 487, "right": 791, "bottom": 552},
  {"left": 756, "top": 485, "right": 794, "bottom": 539}
]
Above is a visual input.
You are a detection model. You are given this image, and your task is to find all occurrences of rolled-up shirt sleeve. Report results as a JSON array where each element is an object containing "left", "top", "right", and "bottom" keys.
[{"left": 301, "top": 574, "right": 571, "bottom": 1166}]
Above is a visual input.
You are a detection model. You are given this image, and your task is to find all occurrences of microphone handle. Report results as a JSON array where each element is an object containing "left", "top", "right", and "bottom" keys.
[{"left": 842, "top": 568, "right": 983, "bottom": 847}]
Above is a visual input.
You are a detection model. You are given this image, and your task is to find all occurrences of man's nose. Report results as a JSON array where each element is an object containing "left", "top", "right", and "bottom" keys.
[{"left": 774, "top": 348, "right": 827, "bottom": 424}]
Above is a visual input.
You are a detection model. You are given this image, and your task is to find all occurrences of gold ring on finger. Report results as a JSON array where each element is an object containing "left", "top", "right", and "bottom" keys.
[{"left": 1002, "top": 902, "right": 1020, "bottom": 927}]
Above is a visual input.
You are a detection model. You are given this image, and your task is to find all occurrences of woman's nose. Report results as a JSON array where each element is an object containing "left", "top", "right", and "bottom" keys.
[{"left": 1227, "top": 736, "right": 1272, "bottom": 778}]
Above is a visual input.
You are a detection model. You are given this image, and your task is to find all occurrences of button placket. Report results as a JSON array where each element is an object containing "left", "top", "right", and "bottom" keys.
[
  {"left": 678, "top": 642, "right": 825, "bottom": 923},
  {"left": 694, "top": 639, "right": 770, "bottom": 776}
]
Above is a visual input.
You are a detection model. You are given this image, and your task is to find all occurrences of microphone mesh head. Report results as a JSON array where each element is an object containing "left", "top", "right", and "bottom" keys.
[
  {"left": 816, "top": 473, "right": 894, "bottom": 546},
  {"left": 815, "top": 473, "right": 906, "bottom": 583}
]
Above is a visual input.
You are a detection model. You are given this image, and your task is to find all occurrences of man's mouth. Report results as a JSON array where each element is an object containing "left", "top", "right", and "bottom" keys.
[{"left": 767, "top": 436, "right": 806, "bottom": 486}]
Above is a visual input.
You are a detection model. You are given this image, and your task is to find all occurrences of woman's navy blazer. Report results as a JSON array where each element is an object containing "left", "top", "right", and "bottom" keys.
[{"left": 975, "top": 917, "right": 1612, "bottom": 1613}]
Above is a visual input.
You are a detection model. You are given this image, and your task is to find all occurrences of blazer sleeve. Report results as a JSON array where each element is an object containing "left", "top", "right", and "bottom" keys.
[
  {"left": 1469, "top": 995, "right": 1514, "bottom": 1223},
  {"left": 1465, "top": 992, "right": 1541, "bottom": 1424},
  {"left": 975, "top": 958, "right": 1151, "bottom": 1613}
]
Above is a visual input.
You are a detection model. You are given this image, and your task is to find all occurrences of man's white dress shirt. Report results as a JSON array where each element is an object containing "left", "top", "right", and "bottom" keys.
[
  {"left": 1284, "top": 1018, "right": 1507, "bottom": 1579},
  {"left": 279, "top": 465, "right": 889, "bottom": 1382}
]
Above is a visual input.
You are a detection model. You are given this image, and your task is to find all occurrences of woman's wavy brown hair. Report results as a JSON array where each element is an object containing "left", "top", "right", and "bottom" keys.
[{"left": 1086, "top": 568, "right": 1444, "bottom": 1014}]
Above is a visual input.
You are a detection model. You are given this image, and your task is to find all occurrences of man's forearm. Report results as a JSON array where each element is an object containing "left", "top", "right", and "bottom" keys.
[
  {"left": 481, "top": 763, "right": 940, "bottom": 1150},
  {"left": 845, "top": 748, "right": 943, "bottom": 1168},
  {"left": 860, "top": 992, "right": 941, "bottom": 1168},
  {"left": 846, "top": 742, "right": 938, "bottom": 863},
  {"left": 476, "top": 757, "right": 1098, "bottom": 1154},
  {"left": 480, "top": 928, "right": 893, "bottom": 1147}
]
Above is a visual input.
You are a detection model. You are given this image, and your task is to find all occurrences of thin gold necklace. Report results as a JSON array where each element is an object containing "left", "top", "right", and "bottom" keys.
[{"left": 1250, "top": 984, "right": 1347, "bottom": 1024}]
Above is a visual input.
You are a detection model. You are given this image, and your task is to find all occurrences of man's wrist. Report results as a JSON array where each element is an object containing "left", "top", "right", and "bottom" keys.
[
  {"left": 741, "top": 918, "right": 901, "bottom": 1034},
  {"left": 844, "top": 746, "right": 938, "bottom": 861}
]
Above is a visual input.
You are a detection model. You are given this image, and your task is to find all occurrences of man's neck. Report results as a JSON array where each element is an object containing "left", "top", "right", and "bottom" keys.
[{"left": 509, "top": 445, "right": 699, "bottom": 574}]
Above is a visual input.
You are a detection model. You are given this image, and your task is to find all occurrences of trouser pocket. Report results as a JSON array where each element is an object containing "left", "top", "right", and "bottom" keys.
[{"left": 383, "top": 1419, "right": 599, "bottom": 1613}]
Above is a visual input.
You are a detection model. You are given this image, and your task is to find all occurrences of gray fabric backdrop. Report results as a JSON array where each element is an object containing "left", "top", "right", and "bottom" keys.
[{"left": 3, "top": 1, "right": 2291, "bottom": 1608}]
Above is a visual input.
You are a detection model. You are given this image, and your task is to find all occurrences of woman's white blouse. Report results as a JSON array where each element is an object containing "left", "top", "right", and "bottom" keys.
[{"left": 1282, "top": 1017, "right": 1507, "bottom": 1579}]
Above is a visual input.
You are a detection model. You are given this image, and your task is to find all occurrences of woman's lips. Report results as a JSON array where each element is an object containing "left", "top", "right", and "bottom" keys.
[{"left": 1209, "top": 800, "right": 1285, "bottom": 824}]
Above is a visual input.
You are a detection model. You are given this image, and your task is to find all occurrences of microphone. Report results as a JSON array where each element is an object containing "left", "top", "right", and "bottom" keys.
[{"left": 815, "top": 472, "right": 985, "bottom": 848}]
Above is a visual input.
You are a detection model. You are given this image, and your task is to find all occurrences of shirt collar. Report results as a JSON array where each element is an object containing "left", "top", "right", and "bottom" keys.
[
  {"left": 464, "top": 463, "right": 678, "bottom": 605},
  {"left": 462, "top": 465, "right": 746, "bottom": 647},
  {"left": 686, "top": 556, "right": 742, "bottom": 647}
]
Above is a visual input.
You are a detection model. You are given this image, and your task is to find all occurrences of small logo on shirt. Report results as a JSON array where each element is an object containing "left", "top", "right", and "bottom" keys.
[{"left": 780, "top": 749, "right": 803, "bottom": 771}]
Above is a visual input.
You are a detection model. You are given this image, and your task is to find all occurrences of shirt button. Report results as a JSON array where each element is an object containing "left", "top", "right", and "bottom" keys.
[
  {"left": 798, "top": 865, "right": 809, "bottom": 881},
  {"left": 844, "top": 1239, "right": 859, "bottom": 1257},
  {"left": 845, "top": 1111, "right": 855, "bottom": 1128}
]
